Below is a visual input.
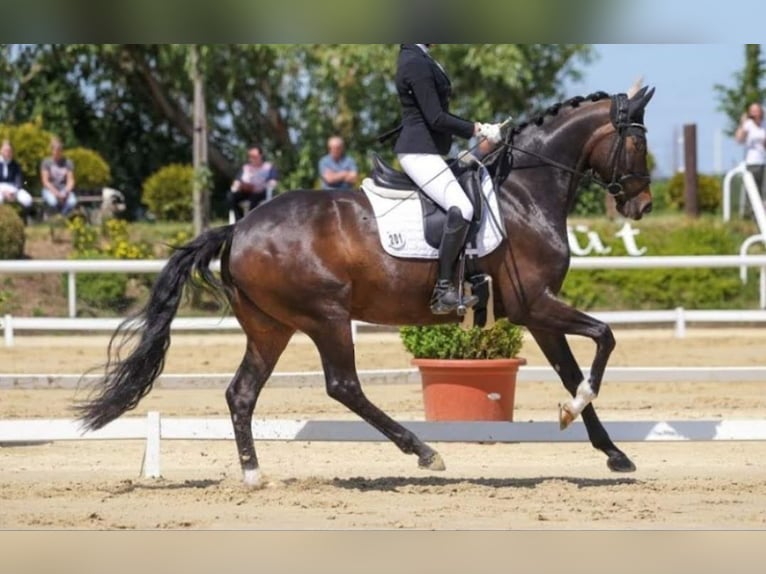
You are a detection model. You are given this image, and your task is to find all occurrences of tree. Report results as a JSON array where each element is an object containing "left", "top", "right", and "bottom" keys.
[
  {"left": 0, "top": 44, "right": 591, "bottom": 219},
  {"left": 715, "top": 44, "right": 766, "bottom": 135}
]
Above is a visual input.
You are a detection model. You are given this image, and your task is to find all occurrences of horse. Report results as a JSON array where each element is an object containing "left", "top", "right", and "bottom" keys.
[{"left": 76, "top": 84, "right": 655, "bottom": 487}]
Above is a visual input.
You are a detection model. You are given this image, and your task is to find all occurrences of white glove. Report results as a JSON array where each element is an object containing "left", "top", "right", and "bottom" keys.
[{"left": 477, "top": 122, "right": 503, "bottom": 144}]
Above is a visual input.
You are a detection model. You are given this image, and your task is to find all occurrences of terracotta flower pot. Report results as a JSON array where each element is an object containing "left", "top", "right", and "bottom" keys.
[{"left": 412, "top": 357, "right": 527, "bottom": 421}]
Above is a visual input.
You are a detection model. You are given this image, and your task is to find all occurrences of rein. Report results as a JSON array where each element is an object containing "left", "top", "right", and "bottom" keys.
[{"left": 495, "top": 94, "right": 651, "bottom": 200}]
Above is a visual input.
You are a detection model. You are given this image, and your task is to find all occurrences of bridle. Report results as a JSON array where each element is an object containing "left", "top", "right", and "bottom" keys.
[{"left": 492, "top": 93, "right": 651, "bottom": 202}]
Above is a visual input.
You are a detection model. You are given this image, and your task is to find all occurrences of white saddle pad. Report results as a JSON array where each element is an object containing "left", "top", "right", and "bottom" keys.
[{"left": 361, "top": 168, "right": 504, "bottom": 259}]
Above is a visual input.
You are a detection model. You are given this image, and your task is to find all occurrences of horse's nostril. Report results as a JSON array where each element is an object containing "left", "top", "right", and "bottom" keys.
[{"left": 643, "top": 202, "right": 653, "bottom": 214}]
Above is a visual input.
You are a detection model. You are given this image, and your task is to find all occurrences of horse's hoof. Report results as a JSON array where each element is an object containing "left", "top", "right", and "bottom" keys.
[
  {"left": 558, "top": 403, "right": 576, "bottom": 430},
  {"left": 419, "top": 452, "right": 446, "bottom": 471},
  {"left": 607, "top": 453, "right": 636, "bottom": 473}
]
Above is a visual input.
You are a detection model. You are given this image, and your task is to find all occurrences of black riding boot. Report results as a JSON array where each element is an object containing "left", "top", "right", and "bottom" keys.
[{"left": 430, "top": 206, "right": 479, "bottom": 315}]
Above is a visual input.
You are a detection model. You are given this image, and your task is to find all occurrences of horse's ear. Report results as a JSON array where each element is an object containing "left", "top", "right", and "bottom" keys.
[
  {"left": 628, "top": 86, "right": 655, "bottom": 120},
  {"left": 627, "top": 76, "right": 645, "bottom": 98}
]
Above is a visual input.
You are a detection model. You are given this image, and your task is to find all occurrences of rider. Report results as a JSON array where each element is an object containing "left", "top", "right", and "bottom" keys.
[{"left": 394, "top": 43, "right": 504, "bottom": 315}]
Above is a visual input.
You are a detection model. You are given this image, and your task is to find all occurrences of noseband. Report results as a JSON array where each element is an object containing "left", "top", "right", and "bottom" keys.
[{"left": 496, "top": 93, "right": 651, "bottom": 201}]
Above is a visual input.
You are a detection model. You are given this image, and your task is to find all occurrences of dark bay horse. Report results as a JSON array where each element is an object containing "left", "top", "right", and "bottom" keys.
[{"left": 77, "top": 86, "right": 655, "bottom": 487}]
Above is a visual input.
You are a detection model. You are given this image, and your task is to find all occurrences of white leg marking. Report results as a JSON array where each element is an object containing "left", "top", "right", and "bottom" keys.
[
  {"left": 567, "top": 380, "right": 597, "bottom": 417},
  {"left": 243, "top": 468, "right": 262, "bottom": 487}
]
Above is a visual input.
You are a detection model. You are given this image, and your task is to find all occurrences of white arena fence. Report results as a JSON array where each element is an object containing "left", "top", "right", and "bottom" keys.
[
  {"left": 2, "top": 413, "right": 765, "bottom": 479},
  {"left": 6, "top": 308, "right": 766, "bottom": 347},
  {"left": 4, "top": 255, "right": 766, "bottom": 346},
  {"left": 2, "top": 366, "right": 766, "bottom": 478}
]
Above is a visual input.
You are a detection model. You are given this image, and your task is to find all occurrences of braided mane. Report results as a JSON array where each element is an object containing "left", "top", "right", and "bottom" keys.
[{"left": 510, "top": 91, "right": 611, "bottom": 136}]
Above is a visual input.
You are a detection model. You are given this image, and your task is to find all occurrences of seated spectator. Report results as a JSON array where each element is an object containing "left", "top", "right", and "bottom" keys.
[
  {"left": 318, "top": 136, "right": 358, "bottom": 190},
  {"left": 228, "top": 144, "right": 279, "bottom": 221},
  {"left": 40, "top": 137, "right": 77, "bottom": 216},
  {"left": 0, "top": 140, "right": 33, "bottom": 222}
]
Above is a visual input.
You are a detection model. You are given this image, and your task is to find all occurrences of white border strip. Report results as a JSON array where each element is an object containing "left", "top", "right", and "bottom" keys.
[{"left": 3, "top": 415, "right": 766, "bottom": 444}]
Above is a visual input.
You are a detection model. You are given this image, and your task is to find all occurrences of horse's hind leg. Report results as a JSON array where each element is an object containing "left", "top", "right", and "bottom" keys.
[
  {"left": 307, "top": 319, "right": 445, "bottom": 471},
  {"left": 527, "top": 328, "right": 635, "bottom": 472},
  {"left": 226, "top": 297, "right": 294, "bottom": 487}
]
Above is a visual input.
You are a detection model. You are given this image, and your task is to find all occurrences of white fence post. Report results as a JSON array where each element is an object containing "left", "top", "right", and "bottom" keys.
[
  {"left": 3, "top": 314, "right": 13, "bottom": 348},
  {"left": 67, "top": 272, "right": 76, "bottom": 318},
  {"left": 761, "top": 267, "right": 766, "bottom": 310},
  {"left": 141, "top": 411, "right": 161, "bottom": 479},
  {"left": 674, "top": 307, "right": 686, "bottom": 338}
]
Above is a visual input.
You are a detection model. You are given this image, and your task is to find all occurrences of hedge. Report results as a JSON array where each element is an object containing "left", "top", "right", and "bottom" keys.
[
  {"left": 142, "top": 164, "right": 194, "bottom": 222},
  {"left": 560, "top": 217, "right": 763, "bottom": 310}
]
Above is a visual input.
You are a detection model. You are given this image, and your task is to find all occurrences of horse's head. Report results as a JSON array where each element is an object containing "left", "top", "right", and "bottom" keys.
[{"left": 588, "top": 86, "right": 655, "bottom": 220}]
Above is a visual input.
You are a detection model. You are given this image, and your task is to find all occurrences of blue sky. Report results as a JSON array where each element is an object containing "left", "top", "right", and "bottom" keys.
[{"left": 566, "top": 44, "right": 750, "bottom": 177}]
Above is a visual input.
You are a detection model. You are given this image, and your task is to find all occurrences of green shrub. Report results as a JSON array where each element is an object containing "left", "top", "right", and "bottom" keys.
[
  {"left": 0, "top": 205, "right": 25, "bottom": 259},
  {"left": 0, "top": 121, "right": 55, "bottom": 190},
  {"left": 77, "top": 269, "right": 130, "bottom": 311},
  {"left": 142, "top": 164, "right": 194, "bottom": 221},
  {"left": 399, "top": 319, "right": 524, "bottom": 360},
  {"left": 65, "top": 217, "right": 151, "bottom": 313},
  {"left": 663, "top": 172, "right": 723, "bottom": 213},
  {"left": 646, "top": 178, "right": 672, "bottom": 213},
  {"left": 66, "top": 147, "right": 111, "bottom": 191},
  {"left": 572, "top": 181, "right": 607, "bottom": 216}
]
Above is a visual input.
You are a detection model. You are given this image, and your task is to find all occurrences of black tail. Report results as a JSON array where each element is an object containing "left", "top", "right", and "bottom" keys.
[{"left": 76, "top": 224, "right": 235, "bottom": 430}]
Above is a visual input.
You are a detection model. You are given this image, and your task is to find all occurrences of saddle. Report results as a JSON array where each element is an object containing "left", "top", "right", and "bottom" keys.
[
  {"left": 370, "top": 153, "right": 484, "bottom": 250},
  {"left": 369, "top": 153, "right": 494, "bottom": 329}
]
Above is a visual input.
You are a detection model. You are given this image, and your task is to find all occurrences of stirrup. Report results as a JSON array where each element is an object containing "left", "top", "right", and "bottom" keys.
[{"left": 430, "top": 281, "right": 478, "bottom": 315}]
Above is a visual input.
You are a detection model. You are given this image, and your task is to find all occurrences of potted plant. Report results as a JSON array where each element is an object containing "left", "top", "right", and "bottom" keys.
[{"left": 399, "top": 319, "right": 526, "bottom": 422}]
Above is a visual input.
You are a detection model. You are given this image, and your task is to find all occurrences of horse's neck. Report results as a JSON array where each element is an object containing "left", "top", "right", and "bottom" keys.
[{"left": 500, "top": 103, "right": 611, "bottom": 221}]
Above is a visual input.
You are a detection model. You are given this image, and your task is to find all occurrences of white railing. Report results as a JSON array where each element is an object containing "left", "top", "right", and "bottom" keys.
[
  {"left": 722, "top": 162, "right": 766, "bottom": 271},
  {"left": 4, "top": 307, "right": 766, "bottom": 348},
  {"left": 722, "top": 161, "right": 749, "bottom": 222},
  {"left": 3, "top": 255, "right": 766, "bottom": 319}
]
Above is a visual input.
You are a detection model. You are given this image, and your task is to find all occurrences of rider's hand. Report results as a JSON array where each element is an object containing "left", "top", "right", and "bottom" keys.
[{"left": 476, "top": 122, "right": 504, "bottom": 144}]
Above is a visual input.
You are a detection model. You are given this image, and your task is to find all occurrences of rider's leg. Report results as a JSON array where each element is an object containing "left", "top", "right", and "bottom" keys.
[
  {"left": 397, "top": 153, "right": 477, "bottom": 314},
  {"left": 397, "top": 153, "right": 474, "bottom": 221}
]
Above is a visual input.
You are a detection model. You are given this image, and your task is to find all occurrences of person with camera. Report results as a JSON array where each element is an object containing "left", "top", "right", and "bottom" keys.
[{"left": 735, "top": 102, "right": 766, "bottom": 202}]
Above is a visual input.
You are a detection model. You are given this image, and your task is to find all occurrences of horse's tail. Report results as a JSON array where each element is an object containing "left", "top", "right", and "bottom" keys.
[{"left": 76, "top": 224, "right": 235, "bottom": 431}]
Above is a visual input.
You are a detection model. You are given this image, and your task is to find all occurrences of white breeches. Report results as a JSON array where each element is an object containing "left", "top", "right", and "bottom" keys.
[
  {"left": 0, "top": 183, "right": 32, "bottom": 208},
  {"left": 397, "top": 153, "right": 474, "bottom": 222}
]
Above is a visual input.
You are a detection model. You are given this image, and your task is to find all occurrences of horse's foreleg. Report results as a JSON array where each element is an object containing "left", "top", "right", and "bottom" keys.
[
  {"left": 524, "top": 293, "right": 615, "bottom": 424},
  {"left": 527, "top": 328, "right": 635, "bottom": 472},
  {"left": 308, "top": 320, "right": 445, "bottom": 471},
  {"left": 226, "top": 296, "right": 294, "bottom": 487}
]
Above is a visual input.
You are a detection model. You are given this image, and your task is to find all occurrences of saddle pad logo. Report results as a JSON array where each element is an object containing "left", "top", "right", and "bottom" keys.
[{"left": 387, "top": 232, "right": 406, "bottom": 250}]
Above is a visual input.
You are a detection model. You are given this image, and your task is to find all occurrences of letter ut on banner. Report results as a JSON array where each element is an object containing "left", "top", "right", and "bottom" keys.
[
  {"left": 567, "top": 222, "right": 646, "bottom": 256},
  {"left": 568, "top": 224, "right": 612, "bottom": 256}
]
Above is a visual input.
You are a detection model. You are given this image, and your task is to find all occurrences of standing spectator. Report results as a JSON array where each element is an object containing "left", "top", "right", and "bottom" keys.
[
  {"left": 735, "top": 102, "right": 766, "bottom": 201},
  {"left": 0, "top": 140, "right": 33, "bottom": 222},
  {"left": 318, "top": 136, "right": 358, "bottom": 190},
  {"left": 228, "top": 144, "right": 279, "bottom": 221},
  {"left": 40, "top": 137, "right": 77, "bottom": 216}
]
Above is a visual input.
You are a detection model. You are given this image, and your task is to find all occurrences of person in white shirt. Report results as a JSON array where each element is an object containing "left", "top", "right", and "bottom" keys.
[
  {"left": 0, "top": 140, "right": 33, "bottom": 222},
  {"left": 735, "top": 102, "right": 766, "bottom": 202}
]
